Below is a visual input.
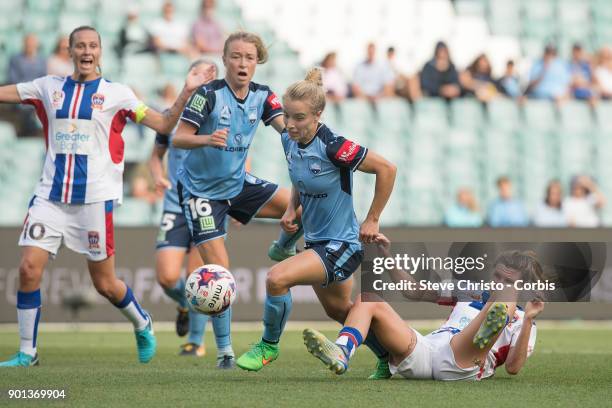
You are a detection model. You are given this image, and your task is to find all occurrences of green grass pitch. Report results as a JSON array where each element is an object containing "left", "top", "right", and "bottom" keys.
[{"left": 1, "top": 327, "right": 611, "bottom": 407}]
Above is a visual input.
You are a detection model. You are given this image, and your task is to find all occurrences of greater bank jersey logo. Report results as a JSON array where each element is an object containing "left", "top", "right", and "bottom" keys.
[{"left": 54, "top": 121, "right": 92, "bottom": 153}]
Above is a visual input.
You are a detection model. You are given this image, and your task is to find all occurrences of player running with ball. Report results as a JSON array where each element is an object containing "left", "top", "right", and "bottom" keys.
[
  {"left": 0, "top": 26, "right": 213, "bottom": 367},
  {"left": 304, "top": 234, "right": 544, "bottom": 380},
  {"left": 236, "top": 68, "right": 397, "bottom": 375},
  {"left": 172, "top": 31, "right": 305, "bottom": 368}
]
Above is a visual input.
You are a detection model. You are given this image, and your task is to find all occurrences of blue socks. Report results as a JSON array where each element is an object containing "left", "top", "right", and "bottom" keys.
[
  {"left": 212, "top": 307, "right": 234, "bottom": 356},
  {"left": 17, "top": 290, "right": 41, "bottom": 357},
  {"left": 163, "top": 278, "right": 188, "bottom": 309},
  {"left": 336, "top": 326, "right": 364, "bottom": 359},
  {"left": 262, "top": 292, "right": 292, "bottom": 344},
  {"left": 114, "top": 286, "right": 149, "bottom": 331},
  {"left": 363, "top": 329, "right": 389, "bottom": 360},
  {"left": 187, "top": 308, "right": 208, "bottom": 346},
  {"left": 276, "top": 224, "right": 304, "bottom": 249}
]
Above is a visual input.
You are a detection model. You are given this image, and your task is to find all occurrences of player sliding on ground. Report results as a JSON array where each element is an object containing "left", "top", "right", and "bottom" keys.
[
  {"left": 0, "top": 26, "right": 213, "bottom": 367},
  {"left": 304, "top": 234, "right": 544, "bottom": 380},
  {"left": 236, "top": 68, "right": 397, "bottom": 375}
]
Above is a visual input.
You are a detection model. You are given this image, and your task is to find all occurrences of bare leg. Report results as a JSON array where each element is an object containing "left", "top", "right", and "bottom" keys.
[
  {"left": 196, "top": 237, "right": 230, "bottom": 268},
  {"left": 88, "top": 255, "right": 127, "bottom": 304},
  {"left": 156, "top": 249, "right": 186, "bottom": 289},
  {"left": 342, "top": 294, "right": 417, "bottom": 365},
  {"left": 311, "top": 278, "right": 353, "bottom": 324},
  {"left": 19, "top": 246, "right": 49, "bottom": 292},
  {"left": 450, "top": 301, "right": 515, "bottom": 368},
  {"left": 266, "top": 250, "right": 326, "bottom": 295}
]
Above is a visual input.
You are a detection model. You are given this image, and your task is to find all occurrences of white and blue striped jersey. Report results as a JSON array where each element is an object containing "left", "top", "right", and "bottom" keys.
[
  {"left": 178, "top": 79, "right": 283, "bottom": 200},
  {"left": 17, "top": 75, "right": 145, "bottom": 204},
  {"left": 281, "top": 124, "right": 368, "bottom": 245}
]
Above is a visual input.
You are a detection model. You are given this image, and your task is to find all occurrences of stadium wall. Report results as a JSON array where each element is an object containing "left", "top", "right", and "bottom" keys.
[{"left": 1, "top": 225, "right": 611, "bottom": 323}]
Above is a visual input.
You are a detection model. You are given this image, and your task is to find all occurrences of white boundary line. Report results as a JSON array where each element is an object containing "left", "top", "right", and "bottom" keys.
[{"left": 1, "top": 320, "right": 611, "bottom": 332}]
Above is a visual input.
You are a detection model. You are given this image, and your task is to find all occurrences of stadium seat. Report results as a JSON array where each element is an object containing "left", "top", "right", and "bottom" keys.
[
  {"left": 123, "top": 125, "right": 155, "bottom": 163},
  {"left": 558, "top": 101, "right": 594, "bottom": 132},
  {"left": 486, "top": 98, "right": 521, "bottom": 130},
  {"left": 412, "top": 98, "right": 449, "bottom": 132},
  {"left": 26, "top": 0, "right": 61, "bottom": 13},
  {"left": 454, "top": 0, "right": 487, "bottom": 17},
  {"left": 522, "top": 100, "right": 558, "bottom": 132},
  {"left": 594, "top": 102, "right": 612, "bottom": 131},
  {"left": 0, "top": 121, "right": 17, "bottom": 144},
  {"left": 450, "top": 99, "right": 485, "bottom": 130},
  {"left": 159, "top": 54, "right": 190, "bottom": 77}
]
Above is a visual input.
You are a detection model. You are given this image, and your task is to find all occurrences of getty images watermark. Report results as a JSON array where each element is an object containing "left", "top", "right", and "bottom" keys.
[{"left": 360, "top": 242, "right": 609, "bottom": 302}]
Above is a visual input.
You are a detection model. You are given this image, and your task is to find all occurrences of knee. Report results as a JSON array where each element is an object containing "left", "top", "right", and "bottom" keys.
[
  {"left": 266, "top": 266, "right": 290, "bottom": 294},
  {"left": 92, "top": 278, "right": 116, "bottom": 300},
  {"left": 19, "top": 258, "right": 43, "bottom": 286},
  {"left": 156, "top": 272, "right": 175, "bottom": 290},
  {"left": 323, "top": 300, "right": 353, "bottom": 324}
]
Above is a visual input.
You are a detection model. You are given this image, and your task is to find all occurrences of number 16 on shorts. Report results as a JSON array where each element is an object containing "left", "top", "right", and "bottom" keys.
[{"left": 188, "top": 198, "right": 216, "bottom": 232}]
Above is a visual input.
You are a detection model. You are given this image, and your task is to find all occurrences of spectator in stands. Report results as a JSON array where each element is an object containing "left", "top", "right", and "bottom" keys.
[
  {"left": 594, "top": 46, "right": 612, "bottom": 100},
  {"left": 497, "top": 60, "right": 521, "bottom": 99},
  {"left": 47, "top": 36, "right": 73, "bottom": 77},
  {"left": 321, "top": 52, "right": 348, "bottom": 101},
  {"left": 533, "top": 180, "right": 567, "bottom": 227},
  {"left": 460, "top": 53, "right": 499, "bottom": 102},
  {"left": 351, "top": 42, "right": 394, "bottom": 100},
  {"left": 487, "top": 176, "right": 529, "bottom": 227},
  {"left": 116, "top": 6, "right": 152, "bottom": 58},
  {"left": 191, "top": 0, "right": 224, "bottom": 55},
  {"left": 525, "top": 44, "right": 571, "bottom": 103},
  {"left": 150, "top": 1, "right": 190, "bottom": 55},
  {"left": 8, "top": 33, "right": 46, "bottom": 84},
  {"left": 563, "top": 175, "right": 606, "bottom": 228},
  {"left": 419, "top": 41, "right": 461, "bottom": 100},
  {"left": 7, "top": 33, "right": 46, "bottom": 135},
  {"left": 568, "top": 43, "right": 597, "bottom": 104},
  {"left": 444, "top": 187, "right": 483, "bottom": 227}
]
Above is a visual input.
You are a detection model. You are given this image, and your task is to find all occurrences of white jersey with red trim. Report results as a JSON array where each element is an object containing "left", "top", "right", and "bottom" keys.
[
  {"left": 17, "top": 75, "right": 145, "bottom": 204},
  {"left": 435, "top": 301, "right": 537, "bottom": 379}
]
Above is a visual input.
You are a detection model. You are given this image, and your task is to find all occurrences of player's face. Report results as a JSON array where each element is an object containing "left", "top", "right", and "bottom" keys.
[
  {"left": 283, "top": 98, "right": 321, "bottom": 143},
  {"left": 223, "top": 40, "right": 257, "bottom": 88},
  {"left": 70, "top": 30, "right": 101, "bottom": 81}
]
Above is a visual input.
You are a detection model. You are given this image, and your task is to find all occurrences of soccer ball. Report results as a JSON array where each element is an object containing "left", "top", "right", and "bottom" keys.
[{"left": 185, "top": 264, "right": 236, "bottom": 315}]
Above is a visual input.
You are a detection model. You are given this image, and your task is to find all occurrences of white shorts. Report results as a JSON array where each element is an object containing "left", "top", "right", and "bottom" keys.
[
  {"left": 19, "top": 196, "right": 115, "bottom": 262},
  {"left": 388, "top": 329, "right": 433, "bottom": 379},
  {"left": 390, "top": 329, "right": 493, "bottom": 381}
]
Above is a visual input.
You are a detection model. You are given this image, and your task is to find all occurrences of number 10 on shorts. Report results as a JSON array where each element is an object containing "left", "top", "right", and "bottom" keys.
[{"left": 188, "top": 198, "right": 216, "bottom": 232}]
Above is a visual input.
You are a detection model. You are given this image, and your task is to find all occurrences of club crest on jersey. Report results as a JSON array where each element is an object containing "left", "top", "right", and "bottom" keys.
[
  {"left": 52, "top": 90, "right": 65, "bottom": 109},
  {"left": 219, "top": 105, "right": 231, "bottom": 127},
  {"left": 267, "top": 93, "right": 281, "bottom": 110},
  {"left": 88, "top": 231, "right": 100, "bottom": 248},
  {"left": 234, "top": 133, "right": 243, "bottom": 145},
  {"left": 248, "top": 106, "right": 257, "bottom": 125},
  {"left": 91, "top": 93, "right": 105, "bottom": 110},
  {"left": 308, "top": 157, "right": 322, "bottom": 175}
]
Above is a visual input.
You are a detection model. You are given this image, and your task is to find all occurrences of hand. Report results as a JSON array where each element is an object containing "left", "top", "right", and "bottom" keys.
[
  {"left": 524, "top": 298, "right": 545, "bottom": 319},
  {"left": 154, "top": 176, "right": 171, "bottom": 194},
  {"left": 359, "top": 218, "right": 379, "bottom": 244},
  {"left": 373, "top": 233, "right": 391, "bottom": 257},
  {"left": 280, "top": 208, "right": 298, "bottom": 233},
  {"left": 205, "top": 128, "right": 228, "bottom": 147},
  {"left": 185, "top": 65, "right": 215, "bottom": 93}
]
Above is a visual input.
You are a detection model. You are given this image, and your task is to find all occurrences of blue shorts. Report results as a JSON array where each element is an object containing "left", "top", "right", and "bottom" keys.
[
  {"left": 178, "top": 174, "right": 279, "bottom": 246},
  {"left": 156, "top": 211, "right": 191, "bottom": 250},
  {"left": 306, "top": 240, "right": 364, "bottom": 286}
]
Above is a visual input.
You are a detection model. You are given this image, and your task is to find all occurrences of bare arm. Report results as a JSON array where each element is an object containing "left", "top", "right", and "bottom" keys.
[
  {"left": 140, "top": 65, "right": 214, "bottom": 134},
  {"left": 148, "top": 143, "right": 171, "bottom": 193},
  {"left": 357, "top": 150, "right": 397, "bottom": 243},
  {"left": 270, "top": 115, "right": 285, "bottom": 134},
  {"left": 374, "top": 234, "right": 439, "bottom": 302},
  {"left": 280, "top": 184, "right": 301, "bottom": 233},
  {"left": 0, "top": 85, "right": 21, "bottom": 104},
  {"left": 505, "top": 300, "right": 544, "bottom": 375},
  {"left": 172, "top": 120, "right": 228, "bottom": 149}
]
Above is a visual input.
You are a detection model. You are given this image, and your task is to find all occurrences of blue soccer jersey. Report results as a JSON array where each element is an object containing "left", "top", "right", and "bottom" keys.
[
  {"left": 178, "top": 79, "right": 283, "bottom": 200},
  {"left": 281, "top": 124, "right": 368, "bottom": 245},
  {"left": 155, "top": 129, "right": 185, "bottom": 214}
]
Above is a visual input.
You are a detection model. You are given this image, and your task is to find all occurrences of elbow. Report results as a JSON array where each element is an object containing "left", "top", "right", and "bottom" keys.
[{"left": 505, "top": 364, "right": 521, "bottom": 376}]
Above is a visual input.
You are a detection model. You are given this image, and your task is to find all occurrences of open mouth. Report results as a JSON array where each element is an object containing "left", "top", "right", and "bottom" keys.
[
  {"left": 237, "top": 70, "right": 248, "bottom": 78},
  {"left": 80, "top": 57, "right": 94, "bottom": 69}
]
